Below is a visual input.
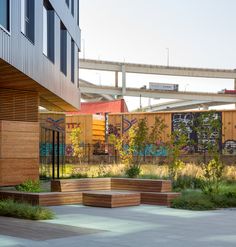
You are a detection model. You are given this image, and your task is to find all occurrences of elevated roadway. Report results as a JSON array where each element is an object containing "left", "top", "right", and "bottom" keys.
[
  {"left": 79, "top": 59, "right": 236, "bottom": 109},
  {"left": 140, "top": 100, "right": 233, "bottom": 112},
  {"left": 80, "top": 84, "right": 236, "bottom": 103},
  {"left": 80, "top": 59, "right": 236, "bottom": 79},
  {"left": 79, "top": 79, "right": 115, "bottom": 101}
]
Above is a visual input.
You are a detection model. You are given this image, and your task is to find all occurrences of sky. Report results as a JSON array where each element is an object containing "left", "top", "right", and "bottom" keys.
[{"left": 79, "top": 0, "right": 236, "bottom": 111}]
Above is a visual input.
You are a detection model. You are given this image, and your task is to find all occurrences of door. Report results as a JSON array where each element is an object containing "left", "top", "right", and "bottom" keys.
[{"left": 40, "top": 127, "right": 65, "bottom": 179}]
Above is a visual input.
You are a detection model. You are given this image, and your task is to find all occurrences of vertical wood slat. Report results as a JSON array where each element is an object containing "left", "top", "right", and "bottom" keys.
[
  {"left": 222, "top": 110, "right": 236, "bottom": 142},
  {"left": 65, "top": 114, "right": 105, "bottom": 145}
]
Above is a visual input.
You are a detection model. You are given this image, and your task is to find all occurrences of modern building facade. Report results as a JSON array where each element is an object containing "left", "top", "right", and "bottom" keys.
[{"left": 0, "top": 0, "right": 81, "bottom": 186}]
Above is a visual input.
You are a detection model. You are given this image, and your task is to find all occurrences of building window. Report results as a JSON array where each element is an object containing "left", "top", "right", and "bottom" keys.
[
  {"left": 0, "top": 0, "right": 10, "bottom": 32},
  {"left": 43, "top": 0, "right": 55, "bottom": 63},
  {"left": 77, "top": 0, "right": 79, "bottom": 26},
  {"left": 66, "top": 0, "right": 69, "bottom": 7},
  {"left": 71, "top": 0, "right": 74, "bottom": 16},
  {"left": 60, "top": 22, "right": 67, "bottom": 76},
  {"left": 21, "top": 0, "right": 35, "bottom": 43},
  {"left": 71, "top": 39, "right": 75, "bottom": 83}
]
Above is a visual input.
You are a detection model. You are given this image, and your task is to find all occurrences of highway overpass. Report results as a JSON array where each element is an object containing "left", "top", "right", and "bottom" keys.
[
  {"left": 79, "top": 59, "right": 236, "bottom": 109},
  {"left": 80, "top": 84, "right": 236, "bottom": 103},
  {"left": 140, "top": 100, "right": 233, "bottom": 112},
  {"left": 80, "top": 59, "right": 236, "bottom": 79}
]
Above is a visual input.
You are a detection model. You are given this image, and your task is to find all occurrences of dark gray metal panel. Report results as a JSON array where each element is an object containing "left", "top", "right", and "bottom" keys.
[
  {"left": 49, "top": 0, "right": 81, "bottom": 49},
  {"left": 0, "top": 0, "right": 80, "bottom": 110}
]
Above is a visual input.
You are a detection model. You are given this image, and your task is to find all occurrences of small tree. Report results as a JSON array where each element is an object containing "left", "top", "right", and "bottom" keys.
[
  {"left": 134, "top": 118, "right": 149, "bottom": 165},
  {"left": 110, "top": 119, "right": 149, "bottom": 178},
  {"left": 148, "top": 116, "right": 167, "bottom": 157},
  {"left": 194, "top": 111, "right": 224, "bottom": 195},
  {"left": 70, "top": 127, "right": 84, "bottom": 164},
  {"left": 194, "top": 111, "right": 221, "bottom": 162},
  {"left": 109, "top": 125, "right": 137, "bottom": 166},
  {"left": 201, "top": 157, "right": 224, "bottom": 195},
  {"left": 167, "top": 122, "right": 188, "bottom": 181}
]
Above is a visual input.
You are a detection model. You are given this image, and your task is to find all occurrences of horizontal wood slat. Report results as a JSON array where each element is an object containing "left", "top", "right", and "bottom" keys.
[
  {"left": 51, "top": 178, "right": 111, "bottom": 192},
  {"left": 0, "top": 88, "right": 38, "bottom": 122},
  {"left": 0, "top": 120, "right": 39, "bottom": 186},
  {"left": 0, "top": 191, "right": 82, "bottom": 206},
  {"left": 83, "top": 191, "right": 140, "bottom": 208},
  {"left": 111, "top": 178, "right": 172, "bottom": 192},
  {"left": 50, "top": 178, "right": 179, "bottom": 207},
  {"left": 0, "top": 159, "right": 39, "bottom": 186},
  {"left": 141, "top": 192, "right": 181, "bottom": 206}
]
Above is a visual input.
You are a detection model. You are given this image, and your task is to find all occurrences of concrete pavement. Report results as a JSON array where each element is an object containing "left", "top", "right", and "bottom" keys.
[{"left": 0, "top": 205, "right": 236, "bottom": 247}]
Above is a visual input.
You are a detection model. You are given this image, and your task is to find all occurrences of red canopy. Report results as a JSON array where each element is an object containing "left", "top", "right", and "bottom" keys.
[{"left": 67, "top": 99, "right": 128, "bottom": 115}]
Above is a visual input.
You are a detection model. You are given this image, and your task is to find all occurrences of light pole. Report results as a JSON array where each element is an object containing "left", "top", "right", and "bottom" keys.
[{"left": 166, "top": 48, "right": 169, "bottom": 67}]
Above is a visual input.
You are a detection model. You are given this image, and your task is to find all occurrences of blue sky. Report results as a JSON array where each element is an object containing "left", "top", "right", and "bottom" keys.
[{"left": 79, "top": 0, "right": 236, "bottom": 110}]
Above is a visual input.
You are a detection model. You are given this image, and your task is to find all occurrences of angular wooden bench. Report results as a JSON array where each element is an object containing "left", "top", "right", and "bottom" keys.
[
  {"left": 141, "top": 192, "right": 181, "bottom": 206},
  {"left": 51, "top": 178, "right": 180, "bottom": 207},
  {"left": 51, "top": 178, "right": 111, "bottom": 192},
  {"left": 111, "top": 178, "right": 172, "bottom": 192},
  {"left": 0, "top": 191, "right": 83, "bottom": 206},
  {"left": 83, "top": 191, "right": 140, "bottom": 208}
]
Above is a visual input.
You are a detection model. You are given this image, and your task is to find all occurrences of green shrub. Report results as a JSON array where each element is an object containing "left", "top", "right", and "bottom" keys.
[
  {"left": 15, "top": 179, "right": 41, "bottom": 193},
  {"left": 171, "top": 191, "right": 216, "bottom": 210},
  {"left": 70, "top": 173, "right": 88, "bottom": 179},
  {"left": 201, "top": 158, "right": 224, "bottom": 195},
  {"left": 139, "top": 174, "right": 168, "bottom": 180},
  {"left": 0, "top": 200, "right": 55, "bottom": 220},
  {"left": 218, "top": 182, "right": 236, "bottom": 197},
  {"left": 173, "top": 175, "right": 203, "bottom": 190},
  {"left": 125, "top": 166, "right": 141, "bottom": 178},
  {"left": 171, "top": 187, "right": 236, "bottom": 210}
]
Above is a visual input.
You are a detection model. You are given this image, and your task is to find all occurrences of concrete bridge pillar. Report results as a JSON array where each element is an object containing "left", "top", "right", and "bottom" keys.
[
  {"left": 115, "top": 71, "right": 119, "bottom": 87},
  {"left": 122, "top": 65, "right": 126, "bottom": 96},
  {"left": 202, "top": 104, "right": 209, "bottom": 110}
]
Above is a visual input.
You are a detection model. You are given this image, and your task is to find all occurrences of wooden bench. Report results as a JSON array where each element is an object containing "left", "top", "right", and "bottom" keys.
[
  {"left": 50, "top": 178, "right": 180, "bottom": 207},
  {"left": 51, "top": 178, "right": 111, "bottom": 192},
  {"left": 111, "top": 178, "right": 172, "bottom": 192},
  {"left": 83, "top": 191, "right": 140, "bottom": 208},
  {"left": 0, "top": 191, "right": 82, "bottom": 206},
  {"left": 141, "top": 192, "right": 181, "bottom": 206}
]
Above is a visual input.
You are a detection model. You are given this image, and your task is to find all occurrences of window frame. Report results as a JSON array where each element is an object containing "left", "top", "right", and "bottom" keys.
[
  {"left": 77, "top": 0, "right": 79, "bottom": 26},
  {"left": 0, "top": 0, "right": 11, "bottom": 35},
  {"left": 71, "top": 38, "right": 75, "bottom": 83},
  {"left": 43, "top": 5, "right": 48, "bottom": 56},
  {"left": 60, "top": 22, "right": 67, "bottom": 76},
  {"left": 43, "top": 0, "right": 55, "bottom": 63},
  {"left": 71, "top": 0, "right": 74, "bottom": 16},
  {"left": 21, "top": 0, "right": 35, "bottom": 44}
]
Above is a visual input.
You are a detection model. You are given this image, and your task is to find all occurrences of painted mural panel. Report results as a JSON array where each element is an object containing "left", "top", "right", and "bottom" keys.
[
  {"left": 171, "top": 112, "right": 222, "bottom": 153},
  {"left": 108, "top": 111, "right": 236, "bottom": 156}
]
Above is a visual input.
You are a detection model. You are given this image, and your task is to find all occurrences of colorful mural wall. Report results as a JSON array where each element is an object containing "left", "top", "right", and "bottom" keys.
[{"left": 108, "top": 110, "right": 236, "bottom": 156}]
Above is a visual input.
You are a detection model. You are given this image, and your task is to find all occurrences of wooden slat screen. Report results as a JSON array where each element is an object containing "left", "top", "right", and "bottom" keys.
[{"left": 0, "top": 88, "right": 38, "bottom": 122}]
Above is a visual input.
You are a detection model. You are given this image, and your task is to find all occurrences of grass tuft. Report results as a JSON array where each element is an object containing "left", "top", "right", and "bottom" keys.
[{"left": 0, "top": 199, "right": 55, "bottom": 220}]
